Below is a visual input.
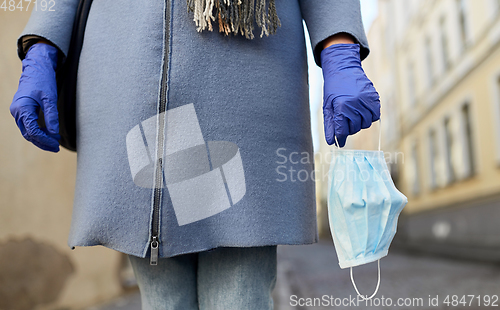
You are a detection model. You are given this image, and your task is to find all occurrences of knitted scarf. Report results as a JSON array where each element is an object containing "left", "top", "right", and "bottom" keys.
[{"left": 187, "top": 0, "right": 281, "bottom": 39}]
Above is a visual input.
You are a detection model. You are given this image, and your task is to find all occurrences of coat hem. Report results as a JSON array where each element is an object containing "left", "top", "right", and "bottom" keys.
[{"left": 68, "top": 238, "right": 319, "bottom": 259}]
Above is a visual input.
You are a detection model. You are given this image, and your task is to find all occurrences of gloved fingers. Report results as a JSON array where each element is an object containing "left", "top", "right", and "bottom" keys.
[
  {"left": 332, "top": 95, "right": 364, "bottom": 137},
  {"left": 358, "top": 106, "right": 373, "bottom": 130},
  {"left": 323, "top": 103, "right": 336, "bottom": 145},
  {"left": 28, "top": 129, "right": 60, "bottom": 152},
  {"left": 15, "top": 118, "right": 29, "bottom": 140},
  {"left": 334, "top": 114, "right": 349, "bottom": 147},
  {"left": 371, "top": 96, "right": 381, "bottom": 122},
  {"left": 22, "top": 111, "right": 60, "bottom": 152},
  {"left": 359, "top": 88, "right": 381, "bottom": 122},
  {"left": 29, "top": 136, "right": 60, "bottom": 152},
  {"left": 11, "top": 97, "right": 40, "bottom": 138},
  {"left": 40, "top": 127, "right": 61, "bottom": 142},
  {"left": 348, "top": 112, "right": 363, "bottom": 135},
  {"left": 41, "top": 97, "right": 60, "bottom": 135},
  {"left": 352, "top": 94, "right": 380, "bottom": 130}
]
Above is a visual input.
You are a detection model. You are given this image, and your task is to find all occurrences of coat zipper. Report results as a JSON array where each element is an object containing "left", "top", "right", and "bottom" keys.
[{"left": 150, "top": 0, "right": 171, "bottom": 266}]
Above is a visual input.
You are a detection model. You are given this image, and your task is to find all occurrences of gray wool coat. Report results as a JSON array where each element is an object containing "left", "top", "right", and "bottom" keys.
[{"left": 19, "top": 0, "right": 369, "bottom": 259}]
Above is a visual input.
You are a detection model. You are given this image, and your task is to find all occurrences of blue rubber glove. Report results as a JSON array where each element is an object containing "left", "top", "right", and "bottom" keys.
[
  {"left": 10, "top": 43, "right": 60, "bottom": 152},
  {"left": 321, "top": 43, "right": 380, "bottom": 147}
]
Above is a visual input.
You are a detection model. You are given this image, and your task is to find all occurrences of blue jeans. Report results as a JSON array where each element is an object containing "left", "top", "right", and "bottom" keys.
[{"left": 128, "top": 246, "right": 277, "bottom": 310}]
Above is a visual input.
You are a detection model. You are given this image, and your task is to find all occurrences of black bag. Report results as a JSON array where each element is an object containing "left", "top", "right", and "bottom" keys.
[{"left": 38, "top": 0, "right": 93, "bottom": 152}]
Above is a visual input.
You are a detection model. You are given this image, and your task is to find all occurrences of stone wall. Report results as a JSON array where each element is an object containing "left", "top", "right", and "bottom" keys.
[{"left": 0, "top": 8, "right": 126, "bottom": 310}]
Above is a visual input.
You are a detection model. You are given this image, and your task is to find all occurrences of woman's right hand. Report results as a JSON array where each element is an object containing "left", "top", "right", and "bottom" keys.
[{"left": 10, "top": 42, "right": 60, "bottom": 152}]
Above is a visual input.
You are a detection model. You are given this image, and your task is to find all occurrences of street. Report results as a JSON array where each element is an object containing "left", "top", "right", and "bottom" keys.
[{"left": 86, "top": 239, "right": 500, "bottom": 310}]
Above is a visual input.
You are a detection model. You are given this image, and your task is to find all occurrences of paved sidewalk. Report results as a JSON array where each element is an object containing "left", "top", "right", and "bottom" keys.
[
  {"left": 86, "top": 239, "right": 500, "bottom": 310},
  {"left": 273, "top": 239, "right": 500, "bottom": 310}
]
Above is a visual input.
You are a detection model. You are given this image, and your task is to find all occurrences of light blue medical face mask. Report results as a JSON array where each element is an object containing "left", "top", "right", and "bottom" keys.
[{"left": 327, "top": 121, "right": 408, "bottom": 299}]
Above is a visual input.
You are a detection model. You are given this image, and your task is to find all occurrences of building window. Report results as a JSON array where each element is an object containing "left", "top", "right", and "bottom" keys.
[
  {"left": 425, "top": 36, "right": 434, "bottom": 87},
  {"left": 440, "top": 16, "right": 450, "bottom": 71},
  {"left": 461, "top": 103, "right": 475, "bottom": 176},
  {"left": 428, "top": 129, "right": 438, "bottom": 190},
  {"left": 408, "top": 61, "right": 416, "bottom": 106},
  {"left": 456, "top": 0, "right": 469, "bottom": 50},
  {"left": 443, "top": 117, "right": 456, "bottom": 183}
]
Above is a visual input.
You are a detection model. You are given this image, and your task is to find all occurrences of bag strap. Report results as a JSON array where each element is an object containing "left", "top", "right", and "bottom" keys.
[{"left": 56, "top": 0, "right": 94, "bottom": 152}]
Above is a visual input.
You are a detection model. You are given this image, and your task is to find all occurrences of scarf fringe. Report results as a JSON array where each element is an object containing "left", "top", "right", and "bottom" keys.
[{"left": 187, "top": 0, "right": 281, "bottom": 39}]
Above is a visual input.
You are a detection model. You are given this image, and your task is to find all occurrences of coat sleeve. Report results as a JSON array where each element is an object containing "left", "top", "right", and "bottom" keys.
[
  {"left": 298, "top": 0, "right": 369, "bottom": 67},
  {"left": 17, "top": 0, "right": 80, "bottom": 59}
]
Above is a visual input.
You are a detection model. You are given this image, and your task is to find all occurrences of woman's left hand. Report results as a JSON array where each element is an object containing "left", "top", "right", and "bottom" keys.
[{"left": 321, "top": 43, "right": 380, "bottom": 147}]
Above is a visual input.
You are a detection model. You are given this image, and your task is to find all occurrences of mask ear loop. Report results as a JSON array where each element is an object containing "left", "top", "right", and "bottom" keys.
[
  {"left": 350, "top": 259, "right": 381, "bottom": 300},
  {"left": 334, "top": 135, "right": 341, "bottom": 148},
  {"left": 378, "top": 118, "right": 382, "bottom": 152}
]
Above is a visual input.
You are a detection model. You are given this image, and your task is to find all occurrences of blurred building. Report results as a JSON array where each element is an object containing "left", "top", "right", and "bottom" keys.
[
  {"left": 314, "top": 109, "right": 331, "bottom": 239},
  {"left": 0, "top": 9, "right": 134, "bottom": 310},
  {"left": 358, "top": 0, "right": 500, "bottom": 260}
]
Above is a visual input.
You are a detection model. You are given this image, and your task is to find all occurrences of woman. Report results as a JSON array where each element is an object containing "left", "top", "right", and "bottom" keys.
[{"left": 10, "top": 0, "right": 380, "bottom": 308}]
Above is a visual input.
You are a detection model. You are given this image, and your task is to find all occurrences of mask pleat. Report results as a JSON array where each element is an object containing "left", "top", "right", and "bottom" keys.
[
  {"left": 344, "top": 153, "right": 367, "bottom": 259},
  {"left": 362, "top": 153, "right": 392, "bottom": 254},
  {"left": 366, "top": 154, "right": 408, "bottom": 251},
  {"left": 328, "top": 153, "right": 353, "bottom": 262}
]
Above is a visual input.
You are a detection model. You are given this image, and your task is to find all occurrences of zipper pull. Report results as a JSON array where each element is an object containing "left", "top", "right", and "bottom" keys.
[{"left": 150, "top": 236, "right": 159, "bottom": 265}]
